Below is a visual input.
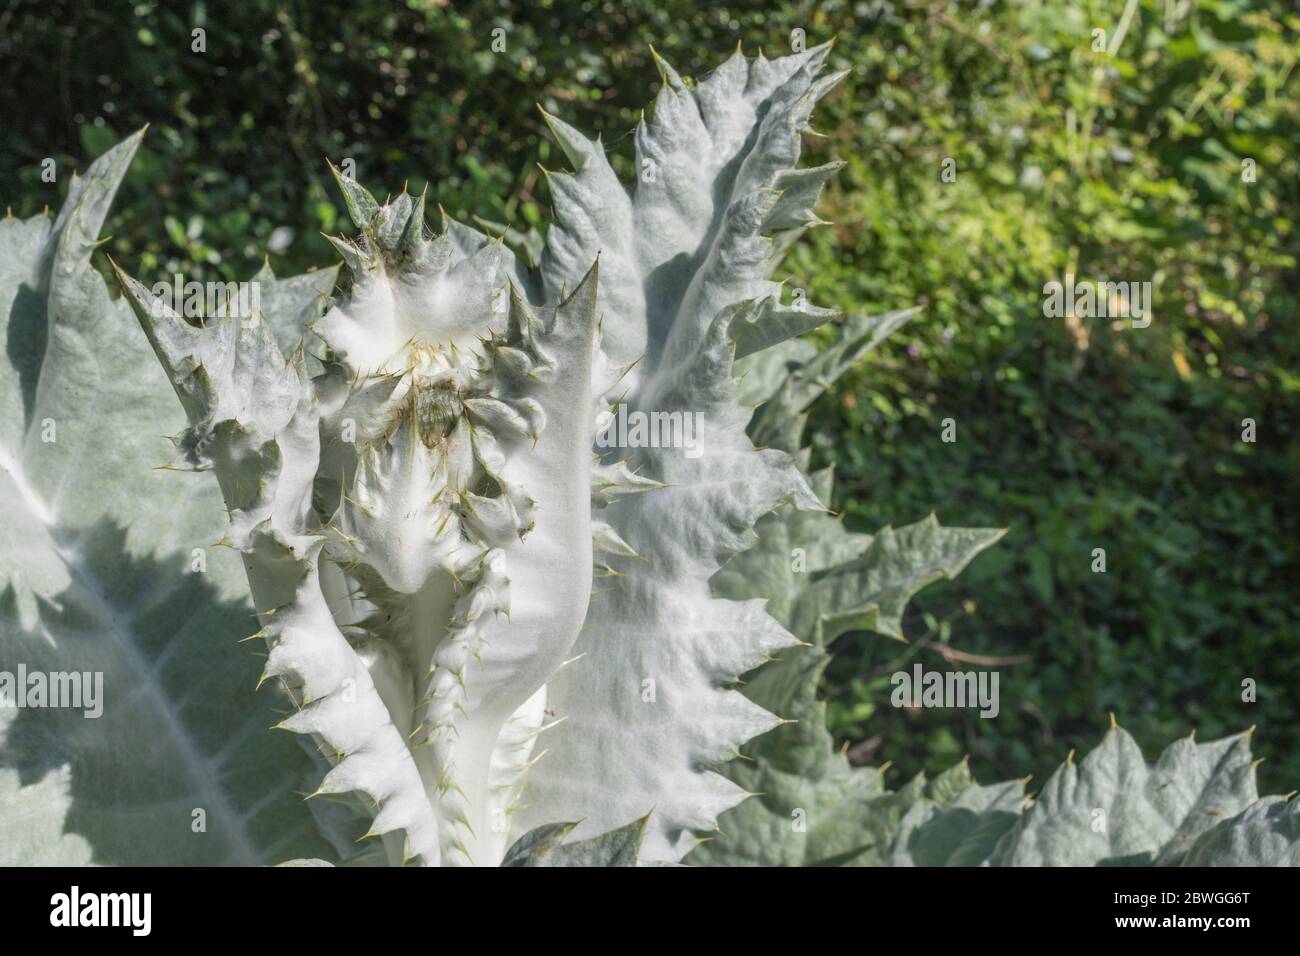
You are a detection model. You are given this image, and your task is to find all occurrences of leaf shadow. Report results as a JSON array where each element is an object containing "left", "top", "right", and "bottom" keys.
[
  {"left": 0, "top": 519, "right": 333, "bottom": 865},
  {"left": 6, "top": 281, "right": 47, "bottom": 430}
]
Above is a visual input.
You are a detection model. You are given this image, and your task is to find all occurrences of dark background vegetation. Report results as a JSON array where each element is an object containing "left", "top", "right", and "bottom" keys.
[{"left": 2, "top": 0, "right": 1296, "bottom": 791}]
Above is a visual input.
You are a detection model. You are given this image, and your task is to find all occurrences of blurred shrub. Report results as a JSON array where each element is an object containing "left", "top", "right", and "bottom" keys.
[{"left": 794, "top": 0, "right": 1300, "bottom": 791}]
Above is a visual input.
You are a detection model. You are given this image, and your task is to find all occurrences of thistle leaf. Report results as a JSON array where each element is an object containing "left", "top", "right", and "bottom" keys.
[
  {"left": 691, "top": 324, "right": 1004, "bottom": 866},
  {"left": 1000, "top": 726, "right": 1260, "bottom": 866},
  {"left": 1182, "top": 796, "right": 1300, "bottom": 866},
  {"left": 502, "top": 816, "right": 647, "bottom": 867},
  {"left": 0, "top": 132, "right": 332, "bottom": 865},
  {"left": 522, "top": 47, "right": 896, "bottom": 863}
]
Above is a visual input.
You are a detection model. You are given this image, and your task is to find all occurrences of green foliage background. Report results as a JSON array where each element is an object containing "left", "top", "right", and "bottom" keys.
[{"left": 2, "top": 0, "right": 1296, "bottom": 792}]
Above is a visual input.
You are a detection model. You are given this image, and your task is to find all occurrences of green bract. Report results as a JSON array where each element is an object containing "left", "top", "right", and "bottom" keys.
[{"left": 1, "top": 48, "right": 1294, "bottom": 867}]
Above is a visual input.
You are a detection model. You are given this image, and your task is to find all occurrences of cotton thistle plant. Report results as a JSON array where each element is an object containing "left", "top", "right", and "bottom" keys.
[
  {"left": 104, "top": 42, "right": 863, "bottom": 866},
  {"left": 5, "top": 45, "right": 1295, "bottom": 869},
  {"left": 115, "top": 217, "right": 608, "bottom": 865}
]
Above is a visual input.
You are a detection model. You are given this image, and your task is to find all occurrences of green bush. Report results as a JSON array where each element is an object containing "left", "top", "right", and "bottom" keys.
[{"left": 795, "top": 0, "right": 1300, "bottom": 792}]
